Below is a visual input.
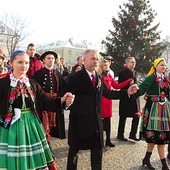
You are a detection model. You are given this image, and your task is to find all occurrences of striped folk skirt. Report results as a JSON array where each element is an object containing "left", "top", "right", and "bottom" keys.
[
  {"left": 140, "top": 100, "right": 170, "bottom": 144},
  {"left": 0, "top": 109, "right": 55, "bottom": 170}
]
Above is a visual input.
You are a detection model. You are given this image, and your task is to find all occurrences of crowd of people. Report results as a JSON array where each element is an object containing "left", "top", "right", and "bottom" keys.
[{"left": 0, "top": 44, "right": 170, "bottom": 170}]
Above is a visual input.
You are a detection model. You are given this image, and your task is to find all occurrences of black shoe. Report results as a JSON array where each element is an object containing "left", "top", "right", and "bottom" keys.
[
  {"left": 117, "top": 136, "right": 128, "bottom": 142},
  {"left": 142, "top": 152, "right": 155, "bottom": 170},
  {"left": 129, "top": 136, "right": 140, "bottom": 141},
  {"left": 161, "top": 158, "right": 170, "bottom": 170},
  {"left": 105, "top": 141, "right": 115, "bottom": 147},
  {"left": 142, "top": 160, "right": 155, "bottom": 170}
]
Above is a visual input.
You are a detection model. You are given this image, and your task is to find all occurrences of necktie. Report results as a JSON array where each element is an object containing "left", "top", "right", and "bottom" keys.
[{"left": 91, "top": 74, "right": 96, "bottom": 87}]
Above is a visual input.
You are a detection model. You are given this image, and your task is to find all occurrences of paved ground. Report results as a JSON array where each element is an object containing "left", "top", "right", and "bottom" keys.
[{"left": 51, "top": 99, "right": 169, "bottom": 170}]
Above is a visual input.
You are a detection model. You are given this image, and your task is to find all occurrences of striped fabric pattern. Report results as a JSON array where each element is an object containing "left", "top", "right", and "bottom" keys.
[
  {"left": 0, "top": 109, "right": 54, "bottom": 170},
  {"left": 147, "top": 101, "right": 170, "bottom": 131}
]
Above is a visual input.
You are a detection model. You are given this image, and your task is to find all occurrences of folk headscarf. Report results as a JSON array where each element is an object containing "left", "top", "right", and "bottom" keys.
[{"left": 146, "top": 57, "right": 165, "bottom": 77}]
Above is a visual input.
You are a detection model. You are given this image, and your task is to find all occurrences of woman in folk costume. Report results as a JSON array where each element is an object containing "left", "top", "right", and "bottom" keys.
[
  {"left": 97, "top": 59, "right": 133, "bottom": 147},
  {"left": 136, "top": 57, "right": 170, "bottom": 170},
  {"left": 0, "top": 50, "right": 74, "bottom": 170}
]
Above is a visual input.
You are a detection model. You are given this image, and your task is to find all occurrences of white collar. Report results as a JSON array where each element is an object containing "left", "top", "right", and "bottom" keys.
[
  {"left": 10, "top": 73, "right": 31, "bottom": 87},
  {"left": 156, "top": 72, "right": 164, "bottom": 78},
  {"left": 86, "top": 69, "right": 96, "bottom": 80}
]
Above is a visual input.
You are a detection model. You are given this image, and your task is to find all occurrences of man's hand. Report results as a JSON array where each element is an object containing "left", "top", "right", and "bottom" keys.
[
  {"left": 65, "top": 93, "right": 75, "bottom": 108},
  {"left": 127, "top": 84, "right": 138, "bottom": 95},
  {"left": 61, "top": 92, "right": 75, "bottom": 108}
]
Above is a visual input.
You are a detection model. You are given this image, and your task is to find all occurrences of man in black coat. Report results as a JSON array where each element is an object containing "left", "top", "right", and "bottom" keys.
[
  {"left": 65, "top": 49, "right": 137, "bottom": 170},
  {"left": 117, "top": 57, "right": 140, "bottom": 142}
]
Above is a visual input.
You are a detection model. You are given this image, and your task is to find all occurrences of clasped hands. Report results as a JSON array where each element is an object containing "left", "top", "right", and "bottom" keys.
[
  {"left": 127, "top": 84, "right": 139, "bottom": 95},
  {"left": 61, "top": 92, "right": 75, "bottom": 108},
  {"left": 60, "top": 84, "right": 138, "bottom": 107}
]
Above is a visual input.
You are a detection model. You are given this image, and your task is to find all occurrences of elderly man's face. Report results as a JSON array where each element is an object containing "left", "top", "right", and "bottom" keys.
[
  {"left": 126, "top": 58, "right": 136, "bottom": 70},
  {"left": 84, "top": 51, "right": 100, "bottom": 72}
]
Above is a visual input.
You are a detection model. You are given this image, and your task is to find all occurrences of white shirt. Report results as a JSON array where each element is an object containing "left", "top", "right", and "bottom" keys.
[{"left": 86, "top": 69, "right": 96, "bottom": 81}]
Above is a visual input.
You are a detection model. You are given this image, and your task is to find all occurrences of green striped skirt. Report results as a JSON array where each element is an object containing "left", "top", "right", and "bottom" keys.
[
  {"left": 140, "top": 100, "right": 170, "bottom": 144},
  {"left": 147, "top": 101, "right": 170, "bottom": 131},
  {"left": 0, "top": 109, "right": 54, "bottom": 170}
]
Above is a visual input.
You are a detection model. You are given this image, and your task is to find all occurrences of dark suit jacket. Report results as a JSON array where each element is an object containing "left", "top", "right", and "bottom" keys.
[
  {"left": 118, "top": 67, "right": 140, "bottom": 117},
  {"left": 65, "top": 68, "right": 123, "bottom": 149}
]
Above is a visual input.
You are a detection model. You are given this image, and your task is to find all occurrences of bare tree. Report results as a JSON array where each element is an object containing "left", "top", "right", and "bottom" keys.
[{"left": 0, "top": 14, "right": 29, "bottom": 55}]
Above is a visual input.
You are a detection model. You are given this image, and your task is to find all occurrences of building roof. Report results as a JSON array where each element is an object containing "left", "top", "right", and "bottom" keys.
[{"left": 37, "top": 38, "right": 106, "bottom": 52}]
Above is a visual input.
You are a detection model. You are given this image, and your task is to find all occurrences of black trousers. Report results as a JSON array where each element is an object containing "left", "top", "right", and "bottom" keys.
[
  {"left": 67, "top": 138, "right": 103, "bottom": 170},
  {"left": 117, "top": 114, "right": 139, "bottom": 138},
  {"left": 102, "top": 118, "right": 111, "bottom": 142}
]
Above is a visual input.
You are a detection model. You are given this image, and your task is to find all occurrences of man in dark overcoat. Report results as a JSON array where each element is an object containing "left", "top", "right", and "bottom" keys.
[
  {"left": 117, "top": 57, "right": 140, "bottom": 142},
  {"left": 65, "top": 49, "right": 137, "bottom": 170}
]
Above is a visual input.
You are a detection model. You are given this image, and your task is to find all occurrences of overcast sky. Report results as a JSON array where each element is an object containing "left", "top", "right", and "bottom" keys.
[{"left": 0, "top": 0, "right": 169, "bottom": 46}]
